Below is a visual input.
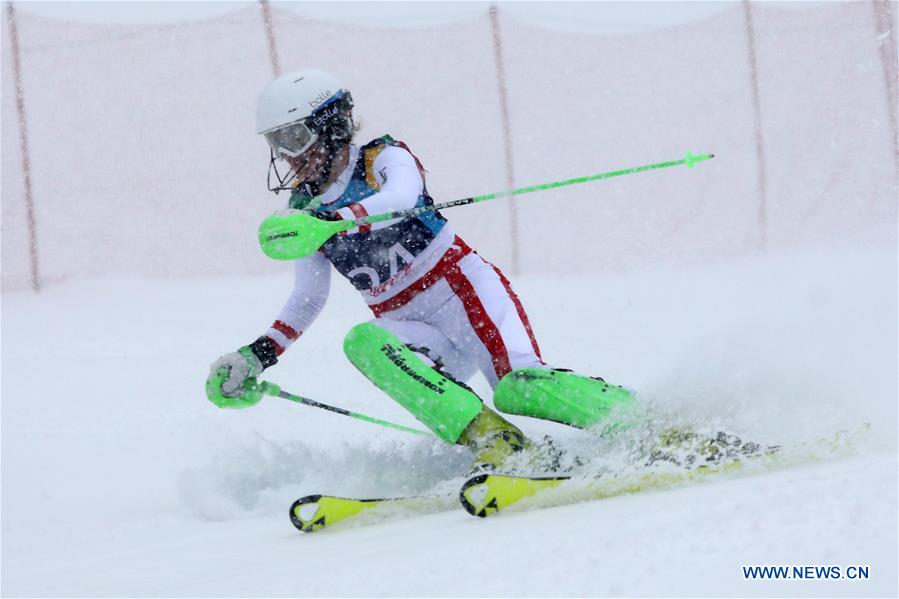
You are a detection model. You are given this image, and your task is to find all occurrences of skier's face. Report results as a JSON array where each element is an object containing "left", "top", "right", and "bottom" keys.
[{"left": 287, "top": 140, "right": 331, "bottom": 184}]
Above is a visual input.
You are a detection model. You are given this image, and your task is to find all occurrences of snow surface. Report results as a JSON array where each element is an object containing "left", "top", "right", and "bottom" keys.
[{"left": 1, "top": 238, "right": 896, "bottom": 597}]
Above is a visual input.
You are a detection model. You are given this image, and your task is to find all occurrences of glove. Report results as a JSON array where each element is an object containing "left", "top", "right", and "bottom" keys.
[
  {"left": 206, "top": 337, "right": 279, "bottom": 409},
  {"left": 313, "top": 209, "right": 343, "bottom": 222}
]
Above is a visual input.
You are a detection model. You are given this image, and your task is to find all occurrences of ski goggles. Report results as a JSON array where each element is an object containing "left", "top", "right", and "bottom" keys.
[
  {"left": 263, "top": 89, "right": 354, "bottom": 160},
  {"left": 263, "top": 120, "right": 317, "bottom": 160}
]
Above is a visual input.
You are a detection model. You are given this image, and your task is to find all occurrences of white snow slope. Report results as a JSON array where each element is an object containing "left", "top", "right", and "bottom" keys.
[{"left": 2, "top": 239, "right": 896, "bottom": 597}]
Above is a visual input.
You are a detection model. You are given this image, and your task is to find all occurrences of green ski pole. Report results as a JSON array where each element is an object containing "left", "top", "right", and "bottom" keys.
[
  {"left": 259, "top": 151, "right": 715, "bottom": 260},
  {"left": 256, "top": 381, "right": 432, "bottom": 437}
]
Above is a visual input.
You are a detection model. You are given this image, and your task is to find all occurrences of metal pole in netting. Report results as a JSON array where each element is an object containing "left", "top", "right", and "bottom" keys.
[
  {"left": 489, "top": 4, "right": 521, "bottom": 276},
  {"left": 742, "top": 0, "right": 768, "bottom": 253},
  {"left": 258, "top": 0, "right": 281, "bottom": 77},
  {"left": 871, "top": 0, "right": 898, "bottom": 198},
  {"left": 6, "top": 1, "right": 41, "bottom": 291}
]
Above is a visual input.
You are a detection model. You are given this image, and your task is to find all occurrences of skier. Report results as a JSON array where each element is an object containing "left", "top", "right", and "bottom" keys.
[{"left": 206, "top": 69, "right": 634, "bottom": 472}]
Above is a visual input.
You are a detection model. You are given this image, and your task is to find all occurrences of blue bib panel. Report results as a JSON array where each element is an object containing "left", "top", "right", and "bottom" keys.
[{"left": 289, "top": 136, "right": 447, "bottom": 292}]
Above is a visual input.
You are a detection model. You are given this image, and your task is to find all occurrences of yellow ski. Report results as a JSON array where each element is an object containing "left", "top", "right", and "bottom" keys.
[
  {"left": 289, "top": 493, "right": 455, "bottom": 533},
  {"left": 459, "top": 426, "right": 866, "bottom": 518}
]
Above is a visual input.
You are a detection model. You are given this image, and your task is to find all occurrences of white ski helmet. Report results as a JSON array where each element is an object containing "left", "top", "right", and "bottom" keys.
[{"left": 256, "top": 69, "right": 354, "bottom": 160}]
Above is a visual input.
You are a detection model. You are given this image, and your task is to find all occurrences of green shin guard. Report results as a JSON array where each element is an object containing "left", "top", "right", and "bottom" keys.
[
  {"left": 343, "top": 323, "right": 483, "bottom": 444},
  {"left": 493, "top": 368, "right": 636, "bottom": 430}
]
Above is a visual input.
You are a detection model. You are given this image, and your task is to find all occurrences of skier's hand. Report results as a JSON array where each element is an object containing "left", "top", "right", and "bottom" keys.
[
  {"left": 206, "top": 346, "right": 267, "bottom": 409},
  {"left": 313, "top": 209, "right": 342, "bottom": 222}
]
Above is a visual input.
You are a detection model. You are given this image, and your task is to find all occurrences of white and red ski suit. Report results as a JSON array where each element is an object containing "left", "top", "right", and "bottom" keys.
[{"left": 262, "top": 136, "right": 544, "bottom": 387}]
